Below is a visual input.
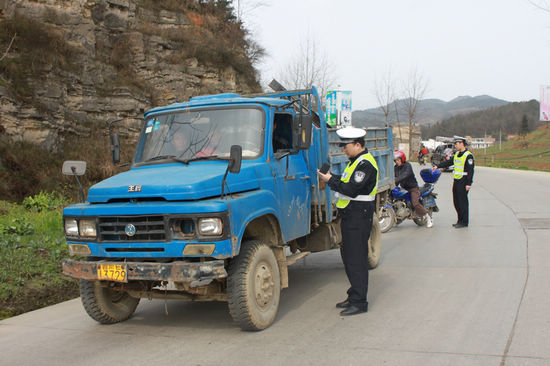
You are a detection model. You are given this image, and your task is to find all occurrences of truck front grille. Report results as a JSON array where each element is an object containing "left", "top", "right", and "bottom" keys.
[{"left": 98, "top": 216, "right": 166, "bottom": 242}]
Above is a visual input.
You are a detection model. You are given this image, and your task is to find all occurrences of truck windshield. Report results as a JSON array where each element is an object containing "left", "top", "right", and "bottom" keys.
[{"left": 135, "top": 107, "right": 264, "bottom": 164}]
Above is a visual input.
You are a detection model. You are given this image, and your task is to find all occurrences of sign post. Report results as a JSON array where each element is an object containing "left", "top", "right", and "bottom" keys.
[{"left": 541, "top": 85, "right": 550, "bottom": 121}]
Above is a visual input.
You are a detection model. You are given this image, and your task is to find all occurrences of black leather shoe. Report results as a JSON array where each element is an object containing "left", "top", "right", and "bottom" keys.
[
  {"left": 340, "top": 305, "right": 368, "bottom": 316},
  {"left": 452, "top": 223, "right": 458, "bottom": 227},
  {"left": 336, "top": 300, "right": 351, "bottom": 309},
  {"left": 454, "top": 223, "right": 468, "bottom": 228}
]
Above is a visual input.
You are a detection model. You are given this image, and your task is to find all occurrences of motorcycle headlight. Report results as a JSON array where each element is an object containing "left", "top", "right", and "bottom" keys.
[
  {"left": 64, "top": 219, "right": 79, "bottom": 236},
  {"left": 79, "top": 219, "right": 97, "bottom": 238},
  {"left": 198, "top": 218, "right": 223, "bottom": 236}
]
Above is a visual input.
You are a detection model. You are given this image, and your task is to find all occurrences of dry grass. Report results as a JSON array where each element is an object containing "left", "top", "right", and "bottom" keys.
[{"left": 0, "top": 128, "right": 134, "bottom": 203}]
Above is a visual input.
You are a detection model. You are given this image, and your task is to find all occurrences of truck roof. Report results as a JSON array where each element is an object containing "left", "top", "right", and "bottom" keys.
[{"left": 145, "top": 93, "right": 291, "bottom": 117}]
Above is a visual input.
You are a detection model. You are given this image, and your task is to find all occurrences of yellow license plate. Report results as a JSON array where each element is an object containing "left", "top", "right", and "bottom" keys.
[{"left": 97, "top": 264, "right": 128, "bottom": 283}]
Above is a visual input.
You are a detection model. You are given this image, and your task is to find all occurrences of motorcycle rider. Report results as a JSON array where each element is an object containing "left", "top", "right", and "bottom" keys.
[
  {"left": 394, "top": 150, "right": 433, "bottom": 228},
  {"left": 418, "top": 145, "right": 428, "bottom": 165}
]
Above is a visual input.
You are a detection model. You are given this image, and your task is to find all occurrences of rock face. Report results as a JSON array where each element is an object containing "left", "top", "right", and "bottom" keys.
[{"left": 0, "top": 0, "right": 260, "bottom": 151}]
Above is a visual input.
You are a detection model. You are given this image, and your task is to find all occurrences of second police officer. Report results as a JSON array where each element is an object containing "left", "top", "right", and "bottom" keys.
[
  {"left": 317, "top": 127, "right": 378, "bottom": 316},
  {"left": 432, "top": 135, "right": 474, "bottom": 228}
]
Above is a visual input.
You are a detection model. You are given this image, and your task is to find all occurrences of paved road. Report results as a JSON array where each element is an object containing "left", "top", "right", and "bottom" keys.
[{"left": 1, "top": 166, "right": 549, "bottom": 366}]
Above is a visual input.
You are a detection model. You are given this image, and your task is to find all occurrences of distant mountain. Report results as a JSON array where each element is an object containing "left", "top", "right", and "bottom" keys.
[
  {"left": 422, "top": 100, "right": 542, "bottom": 139},
  {"left": 352, "top": 95, "right": 510, "bottom": 128}
]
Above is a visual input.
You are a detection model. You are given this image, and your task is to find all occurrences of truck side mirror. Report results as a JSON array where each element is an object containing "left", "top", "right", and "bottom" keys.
[
  {"left": 228, "top": 145, "right": 242, "bottom": 174},
  {"left": 62, "top": 160, "right": 87, "bottom": 176},
  {"left": 293, "top": 114, "right": 313, "bottom": 150},
  {"left": 110, "top": 132, "right": 120, "bottom": 165},
  {"left": 62, "top": 161, "right": 87, "bottom": 202}
]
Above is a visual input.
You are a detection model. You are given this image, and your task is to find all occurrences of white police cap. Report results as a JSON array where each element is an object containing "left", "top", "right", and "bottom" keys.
[
  {"left": 453, "top": 135, "right": 467, "bottom": 144},
  {"left": 336, "top": 127, "right": 366, "bottom": 145}
]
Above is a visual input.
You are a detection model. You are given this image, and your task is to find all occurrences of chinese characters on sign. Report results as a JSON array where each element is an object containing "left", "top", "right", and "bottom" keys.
[{"left": 325, "top": 90, "right": 352, "bottom": 127}]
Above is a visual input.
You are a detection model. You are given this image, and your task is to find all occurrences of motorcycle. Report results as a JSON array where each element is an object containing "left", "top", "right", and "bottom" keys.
[
  {"left": 378, "top": 168, "right": 441, "bottom": 233},
  {"left": 418, "top": 153, "right": 427, "bottom": 165}
]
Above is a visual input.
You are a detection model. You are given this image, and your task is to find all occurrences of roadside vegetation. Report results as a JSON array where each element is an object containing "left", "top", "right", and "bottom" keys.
[
  {"left": 0, "top": 192, "right": 78, "bottom": 320},
  {"left": 473, "top": 124, "right": 550, "bottom": 172}
]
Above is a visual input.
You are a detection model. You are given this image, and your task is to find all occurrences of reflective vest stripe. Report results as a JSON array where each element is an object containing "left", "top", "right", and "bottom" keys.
[
  {"left": 453, "top": 151, "right": 472, "bottom": 180},
  {"left": 335, "top": 192, "right": 376, "bottom": 201},
  {"left": 336, "top": 153, "right": 379, "bottom": 209}
]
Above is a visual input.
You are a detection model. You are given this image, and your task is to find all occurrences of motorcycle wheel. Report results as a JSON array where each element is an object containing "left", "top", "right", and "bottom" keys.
[{"left": 378, "top": 205, "right": 395, "bottom": 233}]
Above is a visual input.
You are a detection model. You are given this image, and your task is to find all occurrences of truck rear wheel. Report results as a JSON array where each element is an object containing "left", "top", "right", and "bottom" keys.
[
  {"left": 227, "top": 240, "right": 281, "bottom": 331},
  {"left": 79, "top": 279, "right": 140, "bottom": 324},
  {"left": 368, "top": 216, "right": 382, "bottom": 269}
]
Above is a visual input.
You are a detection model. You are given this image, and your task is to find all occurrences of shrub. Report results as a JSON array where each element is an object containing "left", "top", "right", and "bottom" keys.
[
  {"left": 1, "top": 218, "right": 34, "bottom": 235},
  {"left": 22, "top": 191, "right": 66, "bottom": 212}
]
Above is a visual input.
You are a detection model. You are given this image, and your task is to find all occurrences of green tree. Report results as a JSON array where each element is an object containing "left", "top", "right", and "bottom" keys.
[{"left": 519, "top": 114, "right": 530, "bottom": 137}]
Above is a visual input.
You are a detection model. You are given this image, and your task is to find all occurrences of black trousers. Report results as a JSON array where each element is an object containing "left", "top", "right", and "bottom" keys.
[
  {"left": 339, "top": 201, "right": 374, "bottom": 307},
  {"left": 453, "top": 178, "right": 469, "bottom": 225}
]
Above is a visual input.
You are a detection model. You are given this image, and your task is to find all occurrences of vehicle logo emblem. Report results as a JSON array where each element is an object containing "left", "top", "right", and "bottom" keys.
[
  {"left": 125, "top": 224, "right": 136, "bottom": 237},
  {"left": 128, "top": 185, "right": 142, "bottom": 192}
]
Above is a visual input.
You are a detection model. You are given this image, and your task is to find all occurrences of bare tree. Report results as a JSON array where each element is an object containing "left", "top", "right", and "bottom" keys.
[
  {"left": 401, "top": 67, "right": 428, "bottom": 158},
  {"left": 529, "top": 0, "right": 550, "bottom": 12},
  {"left": 234, "top": 0, "right": 268, "bottom": 23},
  {"left": 373, "top": 68, "right": 397, "bottom": 127},
  {"left": 393, "top": 99, "right": 403, "bottom": 150},
  {"left": 277, "top": 35, "right": 337, "bottom": 98},
  {"left": 0, "top": 33, "right": 16, "bottom": 63}
]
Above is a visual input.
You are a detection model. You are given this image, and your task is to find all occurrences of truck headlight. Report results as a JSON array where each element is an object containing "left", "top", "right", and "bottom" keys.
[
  {"left": 79, "top": 219, "right": 97, "bottom": 238},
  {"left": 64, "top": 219, "right": 79, "bottom": 236},
  {"left": 198, "top": 218, "right": 223, "bottom": 236}
]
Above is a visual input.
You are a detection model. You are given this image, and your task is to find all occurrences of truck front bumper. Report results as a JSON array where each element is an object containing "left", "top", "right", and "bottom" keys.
[{"left": 62, "top": 258, "right": 227, "bottom": 285}]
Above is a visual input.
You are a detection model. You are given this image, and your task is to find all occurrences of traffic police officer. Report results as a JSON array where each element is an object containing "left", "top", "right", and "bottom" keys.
[
  {"left": 432, "top": 136, "right": 475, "bottom": 228},
  {"left": 317, "top": 127, "right": 379, "bottom": 316}
]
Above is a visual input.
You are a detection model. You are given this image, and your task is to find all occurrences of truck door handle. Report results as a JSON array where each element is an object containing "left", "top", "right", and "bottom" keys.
[
  {"left": 285, "top": 175, "right": 296, "bottom": 181},
  {"left": 300, "top": 176, "right": 310, "bottom": 180}
]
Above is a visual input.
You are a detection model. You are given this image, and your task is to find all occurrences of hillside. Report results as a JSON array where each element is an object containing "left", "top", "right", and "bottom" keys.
[
  {"left": 474, "top": 123, "right": 550, "bottom": 172},
  {"left": 422, "top": 100, "right": 541, "bottom": 139},
  {"left": 0, "top": 0, "right": 262, "bottom": 201},
  {"left": 352, "top": 95, "right": 509, "bottom": 128}
]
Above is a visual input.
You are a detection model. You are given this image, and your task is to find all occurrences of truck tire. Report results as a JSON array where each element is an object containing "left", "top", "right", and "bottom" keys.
[
  {"left": 79, "top": 279, "right": 140, "bottom": 324},
  {"left": 378, "top": 205, "right": 395, "bottom": 233},
  {"left": 227, "top": 240, "right": 281, "bottom": 331},
  {"left": 368, "top": 216, "right": 382, "bottom": 269}
]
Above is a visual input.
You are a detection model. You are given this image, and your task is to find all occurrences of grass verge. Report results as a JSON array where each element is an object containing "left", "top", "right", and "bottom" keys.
[
  {"left": 0, "top": 194, "right": 79, "bottom": 320},
  {"left": 473, "top": 124, "right": 550, "bottom": 172}
]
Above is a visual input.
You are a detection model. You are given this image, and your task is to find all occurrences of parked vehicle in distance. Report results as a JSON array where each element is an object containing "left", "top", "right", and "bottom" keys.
[{"left": 431, "top": 143, "right": 454, "bottom": 171}]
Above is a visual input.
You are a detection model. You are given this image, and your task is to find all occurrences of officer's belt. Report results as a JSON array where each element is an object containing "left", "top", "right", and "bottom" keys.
[{"left": 335, "top": 192, "right": 376, "bottom": 201}]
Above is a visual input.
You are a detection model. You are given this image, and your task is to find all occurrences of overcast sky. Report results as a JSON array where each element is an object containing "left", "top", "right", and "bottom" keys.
[{"left": 241, "top": 0, "right": 550, "bottom": 110}]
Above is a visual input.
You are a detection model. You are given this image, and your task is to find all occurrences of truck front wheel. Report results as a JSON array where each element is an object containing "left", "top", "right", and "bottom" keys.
[
  {"left": 227, "top": 240, "right": 281, "bottom": 331},
  {"left": 79, "top": 279, "right": 140, "bottom": 324}
]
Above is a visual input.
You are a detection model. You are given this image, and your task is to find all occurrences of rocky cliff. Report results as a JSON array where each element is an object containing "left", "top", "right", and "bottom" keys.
[{"left": 0, "top": 0, "right": 260, "bottom": 151}]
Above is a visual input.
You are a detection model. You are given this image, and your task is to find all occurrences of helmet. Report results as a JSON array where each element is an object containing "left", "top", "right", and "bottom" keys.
[{"left": 393, "top": 150, "right": 406, "bottom": 162}]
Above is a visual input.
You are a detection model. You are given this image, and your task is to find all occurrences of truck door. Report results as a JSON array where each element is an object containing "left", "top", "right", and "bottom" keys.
[{"left": 271, "top": 113, "right": 311, "bottom": 241}]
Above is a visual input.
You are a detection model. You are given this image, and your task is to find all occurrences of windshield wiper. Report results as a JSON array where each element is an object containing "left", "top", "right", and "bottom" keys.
[
  {"left": 144, "top": 155, "right": 189, "bottom": 164},
  {"left": 180, "top": 155, "right": 220, "bottom": 164}
]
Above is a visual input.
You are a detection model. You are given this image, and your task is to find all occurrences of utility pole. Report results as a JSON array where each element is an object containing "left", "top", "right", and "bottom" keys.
[{"left": 499, "top": 129, "right": 502, "bottom": 151}]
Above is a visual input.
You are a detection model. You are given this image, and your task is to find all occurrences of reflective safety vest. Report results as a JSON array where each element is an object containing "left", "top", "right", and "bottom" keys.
[
  {"left": 336, "top": 152, "right": 379, "bottom": 209},
  {"left": 453, "top": 150, "right": 472, "bottom": 180}
]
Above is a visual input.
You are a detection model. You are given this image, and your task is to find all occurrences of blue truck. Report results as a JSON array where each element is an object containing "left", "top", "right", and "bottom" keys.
[{"left": 61, "top": 86, "right": 394, "bottom": 330}]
